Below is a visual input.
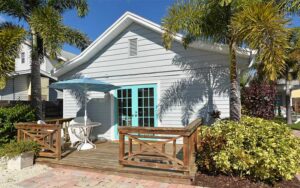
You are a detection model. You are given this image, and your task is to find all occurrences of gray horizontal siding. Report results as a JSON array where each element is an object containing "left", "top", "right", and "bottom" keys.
[
  {"left": 61, "top": 22, "right": 247, "bottom": 140},
  {"left": 0, "top": 75, "right": 29, "bottom": 101}
]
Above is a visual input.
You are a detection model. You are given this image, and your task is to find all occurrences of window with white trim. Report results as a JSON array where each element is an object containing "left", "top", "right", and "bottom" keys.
[
  {"left": 129, "top": 38, "right": 137, "bottom": 56},
  {"left": 21, "top": 52, "right": 25, "bottom": 64}
]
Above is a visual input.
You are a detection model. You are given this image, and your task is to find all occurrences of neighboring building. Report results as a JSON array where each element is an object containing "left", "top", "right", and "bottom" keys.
[
  {"left": 53, "top": 12, "right": 251, "bottom": 141},
  {"left": 0, "top": 41, "right": 76, "bottom": 101},
  {"left": 276, "top": 79, "right": 300, "bottom": 115}
]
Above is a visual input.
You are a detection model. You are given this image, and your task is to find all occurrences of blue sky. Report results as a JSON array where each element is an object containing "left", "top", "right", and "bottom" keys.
[{"left": 0, "top": 0, "right": 299, "bottom": 54}]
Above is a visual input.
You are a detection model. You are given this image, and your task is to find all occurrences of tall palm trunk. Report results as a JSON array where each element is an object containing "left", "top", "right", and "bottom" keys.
[
  {"left": 285, "top": 71, "right": 292, "bottom": 124},
  {"left": 31, "top": 29, "right": 43, "bottom": 120},
  {"left": 229, "top": 39, "right": 241, "bottom": 121}
]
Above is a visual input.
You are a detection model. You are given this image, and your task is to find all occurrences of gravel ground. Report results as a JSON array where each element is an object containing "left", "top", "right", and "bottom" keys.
[{"left": 0, "top": 158, "right": 51, "bottom": 188}]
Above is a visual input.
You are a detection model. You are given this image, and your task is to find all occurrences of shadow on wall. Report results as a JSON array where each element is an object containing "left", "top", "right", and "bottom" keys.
[
  {"left": 64, "top": 73, "right": 112, "bottom": 139},
  {"left": 158, "top": 54, "right": 230, "bottom": 125},
  {"left": 76, "top": 96, "right": 112, "bottom": 139}
]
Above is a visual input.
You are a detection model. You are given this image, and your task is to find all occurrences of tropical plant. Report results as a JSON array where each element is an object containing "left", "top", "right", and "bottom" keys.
[
  {"left": 0, "top": 104, "right": 35, "bottom": 146},
  {"left": 0, "top": 22, "right": 26, "bottom": 89},
  {"left": 0, "top": 141, "right": 40, "bottom": 159},
  {"left": 197, "top": 116, "right": 300, "bottom": 183},
  {"left": 162, "top": 0, "right": 296, "bottom": 121},
  {"left": 0, "top": 0, "right": 91, "bottom": 119}
]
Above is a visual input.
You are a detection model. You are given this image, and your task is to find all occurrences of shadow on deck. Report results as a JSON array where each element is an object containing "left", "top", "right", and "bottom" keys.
[{"left": 36, "top": 141, "right": 195, "bottom": 184}]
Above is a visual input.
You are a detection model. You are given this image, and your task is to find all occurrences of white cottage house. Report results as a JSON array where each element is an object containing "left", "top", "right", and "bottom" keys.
[
  {"left": 0, "top": 41, "right": 76, "bottom": 101},
  {"left": 53, "top": 12, "right": 251, "bottom": 141}
]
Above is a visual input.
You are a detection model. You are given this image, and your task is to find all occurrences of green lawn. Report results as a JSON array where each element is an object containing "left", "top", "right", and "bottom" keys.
[
  {"left": 273, "top": 117, "right": 300, "bottom": 130},
  {"left": 288, "top": 122, "right": 300, "bottom": 131}
]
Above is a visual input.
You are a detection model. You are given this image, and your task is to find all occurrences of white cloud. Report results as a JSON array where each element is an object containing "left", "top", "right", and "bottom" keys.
[{"left": 0, "top": 15, "right": 6, "bottom": 23}]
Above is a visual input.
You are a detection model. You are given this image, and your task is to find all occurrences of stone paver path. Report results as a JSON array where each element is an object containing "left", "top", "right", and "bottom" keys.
[{"left": 18, "top": 167, "right": 199, "bottom": 188}]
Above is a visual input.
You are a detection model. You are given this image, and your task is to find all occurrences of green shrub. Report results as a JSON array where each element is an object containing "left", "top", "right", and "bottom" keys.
[
  {"left": 0, "top": 104, "right": 35, "bottom": 146},
  {"left": 196, "top": 116, "right": 300, "bottom": 183},
  {"left": 0, "top": 141, "right": 40, "bottom": 159}
]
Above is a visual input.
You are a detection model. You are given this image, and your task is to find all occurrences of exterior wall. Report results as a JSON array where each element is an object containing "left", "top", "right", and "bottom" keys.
[
  {"left": 28, "top": 77, "right": 50, "bottom": 101},
  {"left": 60, "top": 23, "right": 248, "bottom": 140},
  {"left": 43, "top": 57, "right": 57, "bottom": 73},
  {"left": 49, "top": 88, "right": 63, "bottom": 101},
  {"left": 15, "top": 43, "right": 55, "bottom": 73},
  {"left": 292, "top": 89, "right": 300, "bottom": 98},
  {"left": 0, "top": 75, "right": 29, "bottom": 101},
  {"left": 15, "top": 43, "right": 31, "bottom": 72},
  {"left": 1, "top": 42, "right": 60, "bottom": 102}
]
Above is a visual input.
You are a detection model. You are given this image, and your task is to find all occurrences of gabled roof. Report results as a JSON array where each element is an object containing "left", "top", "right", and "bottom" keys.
[{"left": 53, "top": 11, "right": 253, "bottom": 77}]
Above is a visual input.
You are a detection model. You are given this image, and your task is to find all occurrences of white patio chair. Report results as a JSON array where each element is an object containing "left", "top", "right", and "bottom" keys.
[{"left": 68, "top": 117, "right": 92, "bottom": 147}]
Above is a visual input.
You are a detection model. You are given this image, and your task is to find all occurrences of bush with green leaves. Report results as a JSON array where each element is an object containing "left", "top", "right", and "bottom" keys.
[
  {"left": 196, "top": 116, "right": 300, "bottom": 183},
  {"left": 0, "top": 104, "right": 35, "bottom": 146},
  {"left": 0, "top": 141, "right": 40, "bottom": 159}
]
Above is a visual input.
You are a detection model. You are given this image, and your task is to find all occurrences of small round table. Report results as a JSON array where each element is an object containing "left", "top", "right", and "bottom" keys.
[{"left": 71, "top": 122, "right": 101, "bottom": 151}]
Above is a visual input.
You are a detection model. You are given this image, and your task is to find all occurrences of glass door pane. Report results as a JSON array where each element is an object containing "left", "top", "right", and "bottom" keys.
[
  {"left": 117, "top": 89, "right": 132, "bottom": 126},
  {"left": 138, "top": 87, "right": 155, "bottom": 127}
]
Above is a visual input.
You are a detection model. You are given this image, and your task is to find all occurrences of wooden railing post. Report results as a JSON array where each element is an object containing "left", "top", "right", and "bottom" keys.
[
  {"left": 119, "top": 132, "right": 125, "bottom": 167},
  {"left": 162, "top": 143, "right": 166, "bottom": 153},
  {"left": 17, "top": 128, "right": 21, "bottom": 142},
  {"left": 56, "top": 125, "right": 61, "bottom": 160},
  {"left": 173, "top": 140, "right": 176, "bottom": 158},
  {"left": 194, "top": 128, "right": 198, "bottom": 151},
  {"left": 129, "top": 138, "right": 132, "bottom": 155},
  {"left": 183, "top": 136, "right": 190, "bottom": 175}
]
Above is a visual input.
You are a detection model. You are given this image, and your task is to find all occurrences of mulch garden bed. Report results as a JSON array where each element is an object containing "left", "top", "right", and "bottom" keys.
[{"left": 193, "top": 173, "right": 300, "bottom": 188}]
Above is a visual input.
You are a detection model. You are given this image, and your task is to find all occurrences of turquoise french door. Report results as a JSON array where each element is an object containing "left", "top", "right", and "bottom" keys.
[{"left": 114, "top": 84, "right": 157, "bottom": 139}]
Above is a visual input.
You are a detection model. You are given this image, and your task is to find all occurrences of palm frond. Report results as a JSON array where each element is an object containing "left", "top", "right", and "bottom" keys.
[
  {"left": 29, "top": 6, "right": 90, "bottom": 58},
  {"left": 62, "top": 26, "right": 91, "bottom": 51},
  {"left": 162, "top": 0, "right": 232, "bottom": 50},
  {"left": 231, "top": 2, "right": 290, "bottom": 81},
  {"left": 29, "top": 6, "right": 64, "bottom": 58},
  {"left": 0, "top": 0, "right": 25, "bottom": 19},
  {"left": 48, "top": 0, "right": 88, "bottom": 17},
  {"left": 162, "top": 0, "right": 204, "bottom": 49},
  {"left": 0, "top": 22, "right": 26, "bottom": 89},
  {"left": 277, "top": 0, "right": 300, "bottom": 14}
]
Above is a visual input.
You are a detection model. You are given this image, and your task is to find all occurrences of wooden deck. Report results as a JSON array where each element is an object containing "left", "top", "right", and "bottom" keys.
[{"left": 36, "top": 141, "right": 196, "bottom": 184}]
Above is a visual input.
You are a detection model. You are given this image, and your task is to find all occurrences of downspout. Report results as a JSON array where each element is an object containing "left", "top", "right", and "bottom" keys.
[{"left": 12, "top": 77, "right": 15, "bottom": 101}]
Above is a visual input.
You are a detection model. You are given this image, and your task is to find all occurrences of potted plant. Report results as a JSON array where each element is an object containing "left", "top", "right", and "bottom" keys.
[{"left": 0, "top": 141, "right": 40, "bottom": 170}]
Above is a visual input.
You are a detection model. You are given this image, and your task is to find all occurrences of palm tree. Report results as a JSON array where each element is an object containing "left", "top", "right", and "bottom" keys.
[
  {"left": 0, "top": 22, "right": 26, "bottom": 89},
  {"left": 162, "top": 0, "right": 295, "bottom": 121},
  {"left": 281, "top": 28, "right": 300, "bottom": 124},
  {"left": 0, "top": 0, "right": 91, "bottom": 120}
]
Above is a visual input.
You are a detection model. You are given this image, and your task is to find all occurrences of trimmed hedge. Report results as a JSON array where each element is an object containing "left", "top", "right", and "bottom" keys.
[
  {"left": 196, "top": 116, "right": 300, "bottom": 183},
  {"left": 0, "top": 104, "right": 35, "bottom": 146}
]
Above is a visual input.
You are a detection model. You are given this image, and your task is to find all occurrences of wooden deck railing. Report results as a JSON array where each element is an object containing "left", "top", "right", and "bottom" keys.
[
  {"left": 118, "top": 118, "right": 202, "bottom": 175},
  {"left": 15, "top": 118, "right": 73, "bottom": 160}
]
